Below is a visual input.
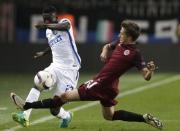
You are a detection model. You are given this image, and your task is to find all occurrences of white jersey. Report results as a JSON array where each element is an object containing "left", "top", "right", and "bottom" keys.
[{"left": 46, "top": 18, "right": 81, "bottom": 70}]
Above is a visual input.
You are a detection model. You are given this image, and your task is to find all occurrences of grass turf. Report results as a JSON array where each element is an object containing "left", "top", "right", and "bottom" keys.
[{"left": 0, "top": 73, "right": 180, "bottom": 131}]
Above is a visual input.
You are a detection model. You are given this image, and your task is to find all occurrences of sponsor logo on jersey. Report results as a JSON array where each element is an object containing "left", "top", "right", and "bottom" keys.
[{"left": 49, "top": 35, "right": 62, "bottom": 46}]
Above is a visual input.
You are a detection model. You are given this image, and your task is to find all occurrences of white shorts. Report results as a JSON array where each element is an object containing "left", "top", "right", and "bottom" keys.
[{"left": 43, "top": 64, "right": 79, "bottom": 96}]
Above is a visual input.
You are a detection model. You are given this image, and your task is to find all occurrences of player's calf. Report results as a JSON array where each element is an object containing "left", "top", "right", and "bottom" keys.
[{"left": 112, "top": 110, "right": 145, "bottom": 122}]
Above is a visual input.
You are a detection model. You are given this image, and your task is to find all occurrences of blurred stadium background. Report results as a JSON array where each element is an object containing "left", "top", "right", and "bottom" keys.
[{"left": 0, "top": 0, "right": 180, "bottom": 131}]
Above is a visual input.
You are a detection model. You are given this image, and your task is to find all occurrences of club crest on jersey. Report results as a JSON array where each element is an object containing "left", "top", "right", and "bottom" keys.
[{"left": 124, "top": 50, "right": 130, "bottom": 56}]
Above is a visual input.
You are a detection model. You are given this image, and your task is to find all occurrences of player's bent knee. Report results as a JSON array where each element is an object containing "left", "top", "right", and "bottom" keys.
[{"left": 50, "top": 107, "right": 60, "bottom": 116}]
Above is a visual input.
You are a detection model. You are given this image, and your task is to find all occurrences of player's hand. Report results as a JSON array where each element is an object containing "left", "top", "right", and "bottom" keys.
[
  {"left": 100, "top": 44, "right": 112, "bottom": 62},
  {"left": 35, "top": 23, "right": 47, "bottom": 29},
  {"left": 146, "top": 61, "right": 158, "bottom": 71},
  {"left": 34, "top": 51, "right": 45, "bottom": 59}
]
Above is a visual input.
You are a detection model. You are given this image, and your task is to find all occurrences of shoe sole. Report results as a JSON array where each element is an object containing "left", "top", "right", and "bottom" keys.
[
  {"left": 10, "top": 93, "right": 18, "bottom": 106},
  {"left": 10, "top": 92, "right": 24, "bottom": 111}
]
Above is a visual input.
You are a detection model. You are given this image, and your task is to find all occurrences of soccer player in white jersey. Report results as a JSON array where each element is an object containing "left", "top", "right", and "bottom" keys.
[{"left": 12, "top": 6, "right": 81, "bottom": 128}]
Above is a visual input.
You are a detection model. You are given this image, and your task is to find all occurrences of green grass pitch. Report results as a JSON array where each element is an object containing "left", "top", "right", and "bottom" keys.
[{"left": 0, "top": 73, "right": 180, "bottom": 131}]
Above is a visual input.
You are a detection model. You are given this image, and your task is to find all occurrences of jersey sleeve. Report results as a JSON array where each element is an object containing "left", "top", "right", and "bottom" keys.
[
  {"left": 59, "top": 18, "right": 71, "bottom": 25},
  {"left": 58, "top": 18, "right": 72, "bottom": 31},
  {"left": 133, "top": 51, "right": 146, "bottom": 70}
]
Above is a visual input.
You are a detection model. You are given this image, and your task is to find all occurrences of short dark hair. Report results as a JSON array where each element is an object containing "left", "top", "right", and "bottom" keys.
[
  {"left": 121, "top": 20, "right": 141, "bottom": 41},
  {"left": 42, "top": 5, "right": 57, "bottom": 14}
]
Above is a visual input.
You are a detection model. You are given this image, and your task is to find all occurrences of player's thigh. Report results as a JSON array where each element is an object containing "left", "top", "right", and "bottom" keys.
[
  {"left": 61, "top": 89, "right": 80, "bottom": 102},
  {"left": 54, "top": 69, "right": 78, "bottom": 95},
  {"left": 62, "top": 69, "right": 79, "bottom": 89},
  {"left": 101, "top": 105, "right": 115, "bottom": 120}
]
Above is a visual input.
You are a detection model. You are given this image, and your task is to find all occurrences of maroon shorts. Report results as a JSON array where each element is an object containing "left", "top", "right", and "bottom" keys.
[{"left": 78, "top": 79, "right": 119, "bottom": 107}]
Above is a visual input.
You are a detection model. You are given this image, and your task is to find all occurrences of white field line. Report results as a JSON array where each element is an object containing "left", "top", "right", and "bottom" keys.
[
  {"left": 5, "top": 75, "right": 180, "bottom": 131},
  {"left": 0, "top": 107, "right": 7, "bottom": 111},
  {"left": 164, "top": 120, "right": 180, "bottom": 122}
]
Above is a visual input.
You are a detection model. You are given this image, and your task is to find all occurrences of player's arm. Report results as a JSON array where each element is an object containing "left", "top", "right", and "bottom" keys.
[
  {"left": 141, "top": 61, "right": 157, "bottom": 81},
  {"left": 100, "top": 38, "right": 119, "bottom": 62},
  {"left": 34, "top": 47, "right": 51, "bottom": 59},
  {"left": 35, "top": 21, "right": 70, "bottom": 31}
]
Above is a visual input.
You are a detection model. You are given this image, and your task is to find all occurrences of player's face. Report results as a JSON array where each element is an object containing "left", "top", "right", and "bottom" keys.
[
  {"left": 119, "top": 27, "right": 128, "bottom": 43},
  {"left": 43, "top": 12, "right": 58, "bottom": 24},
  {"left": 51, "top": 12, "right": 58, "bottom": 23}
]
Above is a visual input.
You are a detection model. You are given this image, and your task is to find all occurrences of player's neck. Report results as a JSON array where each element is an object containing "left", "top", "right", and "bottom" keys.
[{"left": 122, "top": 40, "right": 135, "bottom": 45}]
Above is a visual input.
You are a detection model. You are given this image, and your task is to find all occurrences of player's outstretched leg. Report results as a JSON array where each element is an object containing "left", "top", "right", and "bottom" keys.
[{"left": 143, "top": 113, "right": 163, "bottom": 130}]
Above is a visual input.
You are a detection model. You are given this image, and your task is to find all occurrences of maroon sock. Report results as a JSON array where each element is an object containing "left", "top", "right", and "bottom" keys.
[
  {"left": 53, "top": 96, "right": 65, "bottom": 107},
  {"left": 112, "top": 110, "right": 145, "bottom": 122}
]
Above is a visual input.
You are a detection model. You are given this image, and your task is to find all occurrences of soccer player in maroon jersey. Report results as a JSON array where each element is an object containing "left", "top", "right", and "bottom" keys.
[{"left": 11, "top": 20, "right": 163, "bottom": 129}]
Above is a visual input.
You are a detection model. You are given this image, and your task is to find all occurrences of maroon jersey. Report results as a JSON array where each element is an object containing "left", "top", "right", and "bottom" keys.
[
  {"left": 94, "top": 43, "right": 145, "bottom": 88},
  {"left": 78, "top": 43, "right": 146, "bottom": 107}
]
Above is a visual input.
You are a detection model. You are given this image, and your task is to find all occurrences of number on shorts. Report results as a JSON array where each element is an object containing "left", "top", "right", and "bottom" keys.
[
  {"left": 85, "top": 80, "right": 98, "bottom": 89},
  {"left": 65, "top": 85, "right": 73, "bottom": 92}
]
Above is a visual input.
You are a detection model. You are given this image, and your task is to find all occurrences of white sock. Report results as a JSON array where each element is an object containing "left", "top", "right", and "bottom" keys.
[
  {"left": 57, "top": 107, "right": 70, "bottom": 119},
  {"left": 23, "top": 88, "right": 40, "bottom": 119}
]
